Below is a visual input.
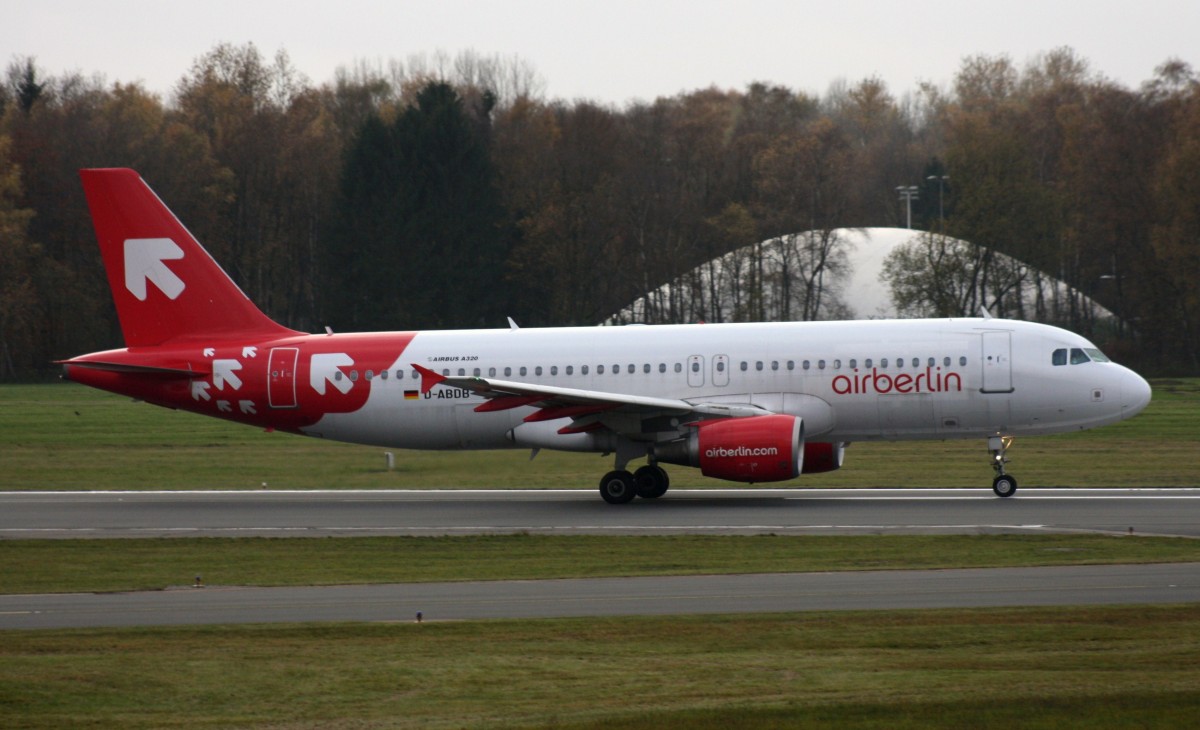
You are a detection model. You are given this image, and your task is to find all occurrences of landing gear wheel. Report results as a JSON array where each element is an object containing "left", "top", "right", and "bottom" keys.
[
  {"left": 633, "top": 465, "right": 670, "bottom": 499},
  {"left": 599, "top": 470, "right": 637, "bottom": 504},
  {"left": 992, "top": 474, "right": 1018, "bottom": 498}
]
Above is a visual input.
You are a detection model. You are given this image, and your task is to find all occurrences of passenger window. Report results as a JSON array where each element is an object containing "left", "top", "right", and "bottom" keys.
[
  {"left": 787, "top": 360, "right": 794, "bottom": 371},
  {"left": 675, "top": 363, "right": 683, "bottom": 373},
  {"left": 740, "top": 361, "right": 748, "bottom": 371},
  {"left": 959, "top": 356, "right": 967, "bottom": 366},
  {"left": 912, "top": 358, "right": 919, "bottom": 368},
  {"left": 928, "top": 357, "right": 935, "bottom": 367},
  {"left": 380, "top": 370, "right": 388, "bottom": 381},
  {"left": 457, "top": 368, "right": 465, "bottom": 377},
  {"left": 818, "top": 360, "right": 826, "bottom": 370},
  {"left": 802, "top": 360, "right": 811, "bottom": 370},
  {"left": 628, "top": 364, "right": 635, "bottom": 374},
  {"left": 943, "top": 357, "right": 951, "bottom": 367},
  {"left": 550, "top": 366, "right": 558, "bottom": 376},
  {"left": 1070, "top": 348, "right": 1090, "bottom": 365},
  {"left": 442, "top": 369, "right": 450, "bottom": 376},
  {"left": 848, "top": 359, "right": 857, "bottom": 369},
  {"left": 658, "top": 363, "right": 666, "bottom": 373},
  {"left": 581, "top": 365, "right": 588, "bottom": 375},
  {"left": 833, "top": 359, "right": 842, "bottom": 370},
  {"left": 1052, "top": 349, "right": 1067, "bottom": 366},
  {"left": 520, "top": 366, "right": 527, "bottom": 376},
  {"left": 535, "top": 366, "right": 543, "bottom": 376},
  {"left": 756, "top": 361, "right": 764, "bottom": 371},
  {"left": 567, "top": 366, "right": 574, "bottom": 375},
  {"left": 396, "top": 370, "right": 404, "bottom": 379},
  {"left": 716, "top": 361, "right": 725, "bottom": 372},
  {"left": 771, "top": 361, "right": 779, "bottom": 371},
  {"left": 643, "top": 364, "right": 651, "bottom": 373},
  {"left": 334, "top": 371, "right": 343, "bottom": 381},
  {"left": 473, "top": 368, "right": 481, "bottom": 377},
  {"left": 613, "top": 364, "right": 620, "bottom": 374},
  {"left": 597, "top": 365, "right": 605, "bottom": 374}
]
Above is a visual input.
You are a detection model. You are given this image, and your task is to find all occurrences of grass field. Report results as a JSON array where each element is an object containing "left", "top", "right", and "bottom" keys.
[
  {"left": 2, "top": 379, "right": 1198, "bottom": 490},
  {"left": 3, "top": 382, "right": 1198, "bottom": 728},
  {"left": 3, "top": 605, "right": 1198, "bottom": 729},
  {"left": 3, "top": 533, "right": 1197, "bottom": 594}
]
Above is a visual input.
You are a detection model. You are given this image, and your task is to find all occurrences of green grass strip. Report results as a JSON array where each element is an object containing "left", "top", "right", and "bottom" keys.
[
  {"left": 2, "top": 605, "right": 1198, "bottom": 729},
  {"left": 4, "top": 379, "right": 1199, "bottom": 489},
  {"left": 2, "top": 534, "right": 1197, "bottom": 594}
]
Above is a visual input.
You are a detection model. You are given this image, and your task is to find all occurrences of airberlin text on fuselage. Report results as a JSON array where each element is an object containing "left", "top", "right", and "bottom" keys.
[{"left": 832, "top": 367, "right": 963, "bottom": 396}]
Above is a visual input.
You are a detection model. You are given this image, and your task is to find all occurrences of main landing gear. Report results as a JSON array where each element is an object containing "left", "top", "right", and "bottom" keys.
[
  {"left": 599, "top": 464, "right": 670, "bottom": 504},
  {"left": 989, "top": 435, "right": 1017, "bottom": 497}
]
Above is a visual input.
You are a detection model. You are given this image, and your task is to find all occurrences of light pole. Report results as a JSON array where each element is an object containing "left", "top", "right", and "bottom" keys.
[
  {"left": 896, "top": 185, "right": 918, "bottom": 229},
  {"left": 926, "top": 175, "right": 949, "bottom": 222}
]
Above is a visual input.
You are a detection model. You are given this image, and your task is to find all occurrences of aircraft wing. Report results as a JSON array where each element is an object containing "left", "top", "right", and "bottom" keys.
[{"left": 412, "top": 364, "right": 770, "bottom": 425}]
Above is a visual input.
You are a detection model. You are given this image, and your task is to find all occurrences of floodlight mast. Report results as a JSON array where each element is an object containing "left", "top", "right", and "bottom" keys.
[{"left": 896, "top": 185, "right": 919, "bottom": 229}]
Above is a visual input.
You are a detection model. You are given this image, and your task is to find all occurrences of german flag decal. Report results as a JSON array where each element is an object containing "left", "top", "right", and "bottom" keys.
[{"left": 404, "top": 390, "right": 419, "bottom": 400}]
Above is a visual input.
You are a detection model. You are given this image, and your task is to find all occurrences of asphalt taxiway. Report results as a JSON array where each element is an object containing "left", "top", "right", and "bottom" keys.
[{"left": 3, "top": 562, "right": 1198, "bottom": 630}]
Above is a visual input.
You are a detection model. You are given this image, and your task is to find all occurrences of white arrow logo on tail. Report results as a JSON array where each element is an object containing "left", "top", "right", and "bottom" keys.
[
  {"left": 310, "top": 353, "right": 354, "bottom": 395},
  {"left": 216, "top": 400, "right": 232, "bottom": 413},
  {"left": 212, "top": 360, "right": 243, "bottom": 391},
  {"left": 124, "top": 238, "right": 185, "bottom": 301},
  {"left": 239, "top": 400, "right": 257, "bottom": 414},
  {"left": 191, "top": 381, "right": 211, "bottom": 401},
  {"left": 242, "top": 346, "right": 258, "bottom": 358}
]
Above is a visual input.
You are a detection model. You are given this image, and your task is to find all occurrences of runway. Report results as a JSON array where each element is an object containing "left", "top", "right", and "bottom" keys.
[
  {"left": 2, "top": 488, "right": 1198, "bottom": 539},
  {"left": 4, "top": 563, "right": 1198, "bottom": 630},
  {"left": 3, "top": 488, "right": 1197, "bottom": 629}
]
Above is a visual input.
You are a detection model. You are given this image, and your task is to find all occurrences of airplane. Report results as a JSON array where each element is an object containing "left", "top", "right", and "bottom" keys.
[{"left": 61, "top": 168, "right": 1153, "bottom": 503}]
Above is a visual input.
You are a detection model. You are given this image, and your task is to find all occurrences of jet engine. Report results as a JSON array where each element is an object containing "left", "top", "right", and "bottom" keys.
[
  {"left": 654, "top": 414, "right": 803, "bottom": 483},
  {"left": 800, "top": 441, "right": 846, "bottom": 474}
]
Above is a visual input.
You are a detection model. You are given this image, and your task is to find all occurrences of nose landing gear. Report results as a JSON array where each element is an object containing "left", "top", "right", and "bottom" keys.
[{"left": 989, "top": 435, "right": 1017, "bottom": 497}]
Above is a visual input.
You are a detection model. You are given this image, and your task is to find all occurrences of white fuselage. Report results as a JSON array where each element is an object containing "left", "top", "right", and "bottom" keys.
[{"left": 306, "top": 318, "right": 1151, "bottom": 450}]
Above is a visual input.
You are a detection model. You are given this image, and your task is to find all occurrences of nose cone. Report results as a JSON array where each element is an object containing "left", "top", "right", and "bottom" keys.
[{"left": 1121, "top": 369, "right": 1152, "bottom": 417}]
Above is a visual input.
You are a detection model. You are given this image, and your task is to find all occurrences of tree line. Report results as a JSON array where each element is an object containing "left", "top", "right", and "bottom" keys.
[{"left": 1, "top": 44, "right": 1197, "bottom": 378}]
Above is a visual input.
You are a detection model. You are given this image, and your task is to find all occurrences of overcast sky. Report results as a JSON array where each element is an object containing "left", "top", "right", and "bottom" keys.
[{"left": 6, "top": 1, "right": 1197, "bottom": 105}]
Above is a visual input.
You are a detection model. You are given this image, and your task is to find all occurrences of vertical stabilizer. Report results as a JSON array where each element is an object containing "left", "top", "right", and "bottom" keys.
[{"left": 80, "top": 168, "right": 299, "bottom": 347}]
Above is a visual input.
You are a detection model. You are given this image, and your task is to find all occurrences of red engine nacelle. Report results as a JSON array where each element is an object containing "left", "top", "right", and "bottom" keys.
[
  {"left": 656, "top": 414, "right": 803, "bottom": 483},
  {"left": 801, "top": 442, "right": 846, "bottom": 474}
]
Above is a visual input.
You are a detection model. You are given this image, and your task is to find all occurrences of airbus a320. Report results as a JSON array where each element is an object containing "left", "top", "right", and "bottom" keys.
[{"left": 61, "top": 169, "right": 1152, "bottom": 503}]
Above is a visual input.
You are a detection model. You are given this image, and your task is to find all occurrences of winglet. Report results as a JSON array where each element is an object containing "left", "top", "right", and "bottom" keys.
[{"left": 412, "top": 363, "right": 447, "bottom": 394}]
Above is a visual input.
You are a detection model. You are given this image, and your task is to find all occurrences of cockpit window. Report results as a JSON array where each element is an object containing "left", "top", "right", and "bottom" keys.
[
  {"left": 1052, "top": 348, "right": 1067, "bottom": 366},
  {"left": 1085, "top": 348, "right": 1111, "bottom": 363},
  {"left": 1070, "top": 348, "right": 1090, "bottom": 365}
]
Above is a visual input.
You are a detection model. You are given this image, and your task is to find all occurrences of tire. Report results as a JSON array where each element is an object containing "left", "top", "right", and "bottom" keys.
[
  {"left": 992, "top": 474, "right": 1018, "bottom": 498},
  {"left": 599, "top": 470, "right": 637, "bottom": 504},
  {"left": 633, "top": 465, "right": 670, "bottom": 499}
]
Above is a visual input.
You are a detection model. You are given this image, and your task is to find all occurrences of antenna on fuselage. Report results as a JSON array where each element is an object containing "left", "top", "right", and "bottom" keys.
[{"left": 979, "top": 306, "right": 994, "bottom": 320}]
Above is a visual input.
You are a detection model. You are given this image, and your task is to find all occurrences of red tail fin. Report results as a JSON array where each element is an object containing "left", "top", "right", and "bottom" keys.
[{"left": 80, "top": 168, "right": 298, "bottom": 347}]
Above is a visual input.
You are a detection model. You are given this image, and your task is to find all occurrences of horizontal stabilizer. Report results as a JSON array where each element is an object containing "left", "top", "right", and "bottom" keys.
[{"left": 58, "top": 359, "right": 202, "bottom": 378}]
